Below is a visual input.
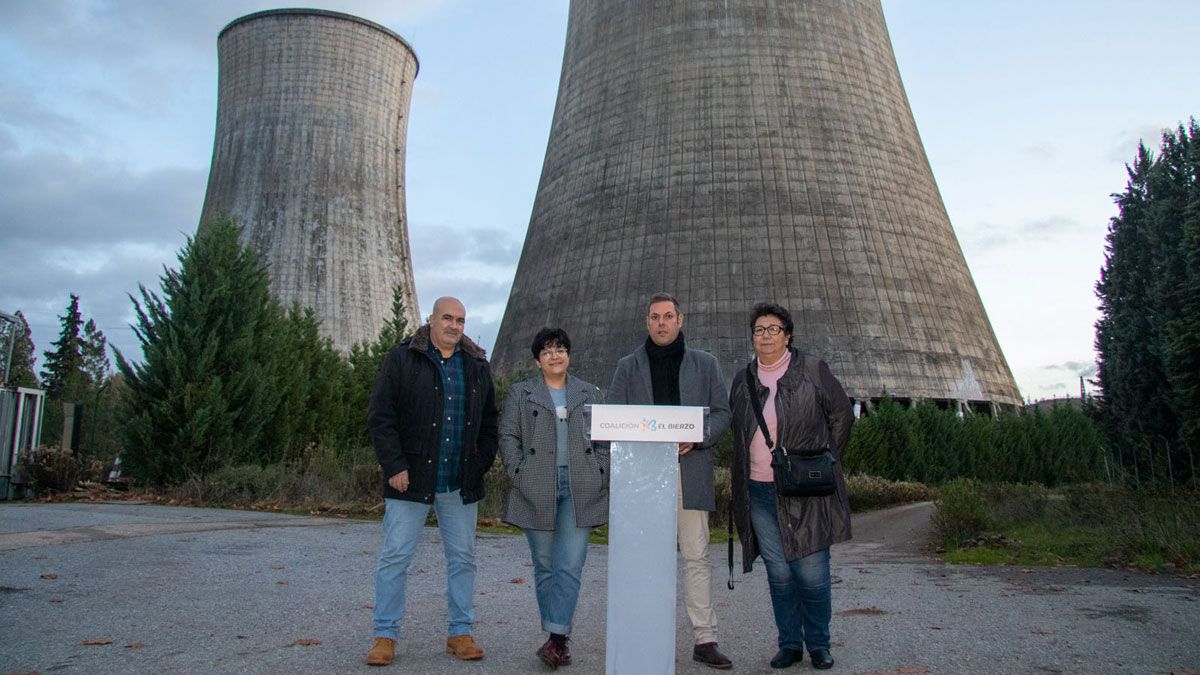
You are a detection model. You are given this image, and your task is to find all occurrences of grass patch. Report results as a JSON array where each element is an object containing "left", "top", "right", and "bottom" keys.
[{"left": 935, "top": 481, "right": 1200, "bottom": 573}]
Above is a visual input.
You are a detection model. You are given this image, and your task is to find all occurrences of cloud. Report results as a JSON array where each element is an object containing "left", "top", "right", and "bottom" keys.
[
  {"left": 1041, "top": 360, "right": 1097, "bottom": 378},
  {"left": 0, "top": 150, "right": 204, "bottom": 247},
  {"left": 0, "top": 83, "right": 87, "bottom": 148},
  {"left": 0, "top": 150, "right": 201, "bottom": 363},
  {"left": 1020, "top": 143, "right": 1056, "bottom": 160},
  {"left": 0, "top": 0, "right": 458, "bottom": 64},
  {"left": 1105, "top": 123, "right": 1178, "bottom": 164},
  {"left": 1033, "top": 382, "right": 1067, "bottom": 394},
  {"left": 0, "top": 0, "right": 460, "bottom": 159},
  {"left": 960, "top": 214, "right": 1087, "bottom": 251},
  {"left": 410, "top": 222, "right": 524, "bottom": 268}
]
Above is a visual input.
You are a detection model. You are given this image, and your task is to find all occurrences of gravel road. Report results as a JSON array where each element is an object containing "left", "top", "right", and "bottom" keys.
[{"left": 1, "top": 501, "right": 1196, "bottom": 674}]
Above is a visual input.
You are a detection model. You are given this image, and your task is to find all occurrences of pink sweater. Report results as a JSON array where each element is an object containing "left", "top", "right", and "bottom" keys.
[{"left": 749, "top": 351, "right": 791, "bottom": 482}]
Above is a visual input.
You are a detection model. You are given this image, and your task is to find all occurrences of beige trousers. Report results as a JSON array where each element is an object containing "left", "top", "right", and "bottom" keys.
[{"left": 678, "top": 468, "right": 717, "bottom": 644}]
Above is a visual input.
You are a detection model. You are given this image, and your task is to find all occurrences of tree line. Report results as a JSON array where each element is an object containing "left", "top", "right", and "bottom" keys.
[
  {"left": 844, "top": 399, "right": 1106, "bottom": 486},
  {"left": 1095, "top": 120, "right": 1200, "bottom": 485}
]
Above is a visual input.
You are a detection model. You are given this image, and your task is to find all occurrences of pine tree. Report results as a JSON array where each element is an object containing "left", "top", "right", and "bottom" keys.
[
  {"left": 41, "top": 294, "right": 88, "bottom": 399},
  {"left": 81, "top": 318, "right": 110, "bottom": 386},
  {"left": 115, "top": 215, "right": 283, "bottom": 484},
  {"left": 2, "top": 310, "right": 37, "bottom": 388}
]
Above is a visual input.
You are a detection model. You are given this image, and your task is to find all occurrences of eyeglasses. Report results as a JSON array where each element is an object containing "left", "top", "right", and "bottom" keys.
[
  {"left": 539, "top": 348, "right": 568, "bottom": 358},
  {"left": 752, "top": 325, "right": 785, "bottom": 336}
]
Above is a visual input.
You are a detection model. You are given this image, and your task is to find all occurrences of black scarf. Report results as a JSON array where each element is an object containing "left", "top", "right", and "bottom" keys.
[{"left": 644, "top": 332, "right": 685, "bottom": 405}]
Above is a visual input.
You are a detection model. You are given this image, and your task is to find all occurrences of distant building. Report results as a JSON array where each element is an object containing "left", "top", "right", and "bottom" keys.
[
  {"left": 200, "top": 9, "right": 421, "bottom": 352},
  {"left": 1026, "top": 397, "right": 1085, "bottom": 412},
  {"left": 493, "top": 0, "right": 1022, "bottom": 409}
]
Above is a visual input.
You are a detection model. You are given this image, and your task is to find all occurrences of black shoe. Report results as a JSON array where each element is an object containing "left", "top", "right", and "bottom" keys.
[
  {"left": 810, "top": 648, "right": 835, "bottom": 670},
  {"left": 770, "top": 648, "right": 803, "bottom": 668},
  {"left": 693, "top": 642, "right": 733, "bottom": 669}
]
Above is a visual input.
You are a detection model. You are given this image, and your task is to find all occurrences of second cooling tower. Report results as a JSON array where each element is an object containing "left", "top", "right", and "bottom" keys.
[
  {"left": 493, "top": 0, "right": 1022, "bottom": 408},
  {"left": 200, "top": 9, "right": 420, "bottom": 351}
]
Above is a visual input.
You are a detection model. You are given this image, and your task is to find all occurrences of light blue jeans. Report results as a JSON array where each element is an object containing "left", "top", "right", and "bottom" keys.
[
  {"left": 524, "top": 466, "right": 592, "bottom": 635},
  {"left": 373, "top": 490, "right": 478, "bottom": 639},
  {"left": 749, "top": 480, "right": 833, "bottom": 653}
]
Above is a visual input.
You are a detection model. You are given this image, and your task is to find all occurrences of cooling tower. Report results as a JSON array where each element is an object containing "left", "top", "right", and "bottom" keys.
[
  {"left": 493, "top": 0, "right": 1021, "bottom": 408},
  {"left": 200, "top": 9, "right": 420, "bottom": 352}
]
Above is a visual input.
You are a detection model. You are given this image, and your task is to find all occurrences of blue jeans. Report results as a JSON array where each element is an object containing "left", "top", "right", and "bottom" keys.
[
  {"left": 748, "top": 480, "right": 832, "bottom": 652},
  {"left": 373, "top": 490, "right": 478, "bottom": 639},
  {"left": 524, "top": 466, "right": 592, "bottom": 635}
]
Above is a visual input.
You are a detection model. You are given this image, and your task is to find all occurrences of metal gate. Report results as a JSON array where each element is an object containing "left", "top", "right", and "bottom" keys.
[{"left": 1, "top": 386, "right": 45, "bottom": 499}]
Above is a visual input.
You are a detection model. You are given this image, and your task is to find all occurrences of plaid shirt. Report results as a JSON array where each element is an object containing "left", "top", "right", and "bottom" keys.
[{"left": 429, "top": 342, "right": 466, "bottom": 493}]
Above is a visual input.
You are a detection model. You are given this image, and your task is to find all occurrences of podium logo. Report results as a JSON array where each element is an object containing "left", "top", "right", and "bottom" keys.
[
  {"left": 599, "top": 421, "right": 640, "bottom": 429},
  {"left": 597, "top": 418, "right": 696, "bottom": 434}
]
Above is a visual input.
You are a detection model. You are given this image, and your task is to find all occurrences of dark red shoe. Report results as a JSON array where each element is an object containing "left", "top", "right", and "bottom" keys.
[
  {"left": 537, "top": 637, "right": 563, "bottom": 669},
  {"left": 559, "top": 637, "right": 572, "bottom": 665}
]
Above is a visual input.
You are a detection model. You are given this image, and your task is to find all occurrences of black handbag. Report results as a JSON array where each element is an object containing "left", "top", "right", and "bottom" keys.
[{"left": 745, "top": 362, "right": 837, "bottom": 497}]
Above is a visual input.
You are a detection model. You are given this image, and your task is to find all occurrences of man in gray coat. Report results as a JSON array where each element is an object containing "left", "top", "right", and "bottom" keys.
[{"left": 607, "top": 292, "right": 734, "bottom": 669}]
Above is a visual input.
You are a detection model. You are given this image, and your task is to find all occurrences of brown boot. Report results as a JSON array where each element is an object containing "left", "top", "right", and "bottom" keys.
[
  {"left": 366, "top": 637, "right": 395, "bottom": 666},
  {"left": 693, "top": 642, "right": 732, "bottom": 669},
  {"left": 446, "top": 634, "right": 485, "bottom": 660}
]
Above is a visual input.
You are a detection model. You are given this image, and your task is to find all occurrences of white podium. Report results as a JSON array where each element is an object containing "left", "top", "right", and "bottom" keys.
[{"left": 590, "top": 404, "right": 706, "bottom": 675}]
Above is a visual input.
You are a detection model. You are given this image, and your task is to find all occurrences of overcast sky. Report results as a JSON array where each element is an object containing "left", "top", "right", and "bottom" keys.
[{"left": 1, "top": 0, "right": 1197, "bottom": 401}]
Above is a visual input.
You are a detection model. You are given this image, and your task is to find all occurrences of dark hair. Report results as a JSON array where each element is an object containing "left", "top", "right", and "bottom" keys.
[
  {"left": 750, "top": 303, "right": 794, "bottom": 346},
  {"left": 530, "top": 327, "right": 572, "bottom": 359},
  {"left": 647, "top": 292, "right": 681, "bottom": 313}
]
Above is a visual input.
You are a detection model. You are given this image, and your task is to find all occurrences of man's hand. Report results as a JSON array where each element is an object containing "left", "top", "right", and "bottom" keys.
[
  {"left": 388, "top": 470, "right": 410, "bottom": 492},
  {"left": 678, "top": 442, "right": 694, "bottom": 456}
]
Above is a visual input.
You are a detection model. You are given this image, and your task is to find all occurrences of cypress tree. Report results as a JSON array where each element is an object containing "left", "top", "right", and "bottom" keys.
[
  {"left": 115, "top": 215, "right": 283, "bottom": 484},
  {"left": 1096, "top": 120, "right": 1200, "bottom": 483},
  {"left": 263, "top": 304, "right": 352, "bottom": 462},
  {"left": 346, "top": 285, "right": 411, "bottom": 447}
]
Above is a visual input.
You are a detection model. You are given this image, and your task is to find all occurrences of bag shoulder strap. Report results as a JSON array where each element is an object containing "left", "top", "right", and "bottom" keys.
[
  {"left": 796, "top": 352, "right": 822, "bottom": 387},
  {"left": 745, "top": 362, "right": 774, "bottom": 450}
]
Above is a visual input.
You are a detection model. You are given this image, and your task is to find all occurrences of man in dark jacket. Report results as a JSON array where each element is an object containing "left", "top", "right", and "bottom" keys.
[
  {"left": 365, "top": 297, "right": 499, "bottom": 667},
  {"left": 607, "top": 292, "right": 734, "bottom": 669}
]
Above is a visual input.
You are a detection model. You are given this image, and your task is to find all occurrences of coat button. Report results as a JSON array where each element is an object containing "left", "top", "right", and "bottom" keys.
[
  {"left": 585, "top": 448, "right": 592, "bottom": 454},
  {"left": 532, "top": 410, "right": 538, "bottom": 416},
  {"left": 530, "top": 448, "right": 536, "bottom": 454}
]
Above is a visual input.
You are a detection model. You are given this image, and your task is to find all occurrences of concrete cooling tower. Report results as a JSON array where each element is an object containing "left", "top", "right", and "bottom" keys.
[
  {"left": 200, "top": 9, "right": 420, "bottom": 352},
  {"left": 492, "top": 0, "right": 1022, "bottom": 409}
]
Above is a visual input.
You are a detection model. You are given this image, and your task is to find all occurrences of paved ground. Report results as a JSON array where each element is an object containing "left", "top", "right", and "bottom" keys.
[{"left": 1, "top": 500, "right": 1197, "bottom": 674}]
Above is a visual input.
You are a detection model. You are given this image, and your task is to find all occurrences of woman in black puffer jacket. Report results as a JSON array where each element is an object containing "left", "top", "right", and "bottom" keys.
[{"left": 729, "top": 303, "right": 854, "bottom": 671}]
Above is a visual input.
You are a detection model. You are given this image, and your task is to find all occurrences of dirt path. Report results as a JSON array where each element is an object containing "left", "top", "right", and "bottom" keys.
[{"left": 840, "top": 500, "right": 936, "bottom": 561}]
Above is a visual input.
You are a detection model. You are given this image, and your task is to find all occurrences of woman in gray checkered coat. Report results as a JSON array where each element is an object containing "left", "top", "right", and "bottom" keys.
[{"left": 499, "top": 327, "right": 607, "bottom": 669}]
